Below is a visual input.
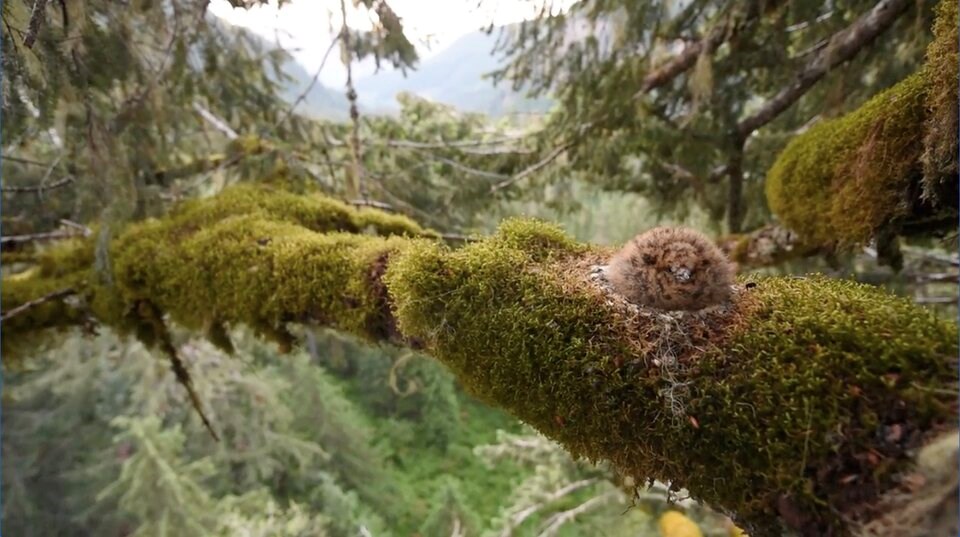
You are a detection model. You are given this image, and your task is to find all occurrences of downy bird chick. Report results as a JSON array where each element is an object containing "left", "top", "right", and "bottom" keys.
[{"left": 606, "top": 227, "right": 735, "bottom": 311}]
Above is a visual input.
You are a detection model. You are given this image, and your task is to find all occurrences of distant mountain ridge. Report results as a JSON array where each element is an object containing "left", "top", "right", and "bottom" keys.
[
  {"left": 214, "top": 14, "right": 554, "bottom": 119},
  {"left": 275, "top": 59, "right": 352, "bottom": 121},
  {"left": 353, "top": 27, "right": 554, "bottom": 117}
]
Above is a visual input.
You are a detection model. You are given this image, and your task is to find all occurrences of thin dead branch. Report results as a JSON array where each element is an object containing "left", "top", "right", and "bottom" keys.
[
  {"left": 349, "top": 199, "right": 396, "bottom": 212},
  {"left": 634, "top": 0, "right": 785, "bottom": 96},
  {"left": 23, "top": 0, "right": 48, "bottom": 49},
  {"left": 1, "top": 228, "right": 87, "bottom": 247},
  {"left": 737, "top": 0, "right": 912, "bottom": 137},
  {"left": 1, "top": 175, "right": 74, "bottom": 193},
  {"left": 340, "top": 0, "right": 367, "bottom": 201},
  {"left": 536, "top": 491, "right": 619, "bottom": 537},
  {"left": 273, "top": 35, "right": 339, "bottom": 129},
  {"left": 499, "top": 479, "right": 599, "bottom": 537},
  {"left": 491, "top": 142, "right": 573, "bottom": 193},
  {"left": 193, "top": 102, "right": 238, "bottom": 140},
  {"left": 1, "top": 287, "right": 75, "bottom": 323}
]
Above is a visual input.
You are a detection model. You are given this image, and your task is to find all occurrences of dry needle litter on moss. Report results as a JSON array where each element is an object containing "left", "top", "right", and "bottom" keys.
[
  {"left": 766, "top": 0, "right": 959, "bottom": 248},
  {"left": 3, "top": 187, "right": 957, "bottom": 536}
]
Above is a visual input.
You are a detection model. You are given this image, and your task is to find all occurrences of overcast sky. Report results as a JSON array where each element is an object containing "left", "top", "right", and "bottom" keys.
[{"left": 208, "top": 0, "right": 573, "bottom": 86}]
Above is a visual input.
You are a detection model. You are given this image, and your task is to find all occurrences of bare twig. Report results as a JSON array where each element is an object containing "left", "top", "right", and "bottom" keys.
[
  {"left": 737, "top": 0, "right": 912, "bottom": 137},
  {"left": 491, "top": 141, "right": 573, "bottom": 192},
  {"left": 1, "top": 228, "right": 87, "bottom": 246},
  {"left": 381, "top": 136, "right": 528, "bottom": 150},
  {"left": 273, "top": 36, "right": 339, "bottom": 129},
  {"left": 1, "top": 287, "right": 75, "bottom": 323},
  {"left": 785, "top": 10, "right": 835, "bottom": 33},
  {"left": 423, "top": 153, "right": 510, "bottom": 181},
  {"left": 58, "top": 219, "right": 92, "bottom": 237},
  {"left": 499, "top": 479, "right": 599, "bottom": 537},
  {"left": 912, "top": 273, "right": 959, "bottom": 284},
  {"left": 1, "top": 175, "right": 74, "bottom": 193},
  {"left": 536, "top": 491, "right": 619, "bottom": 537},
  {"left": 914, "top": 296, "right": 959, "bottom": 305},
  {"left": 340, "top": 0, "right": 367, "bottom": 201},
  {"left": 899, "top": 246, "right": 960, "bottom": 267},
  {"left": 1, "top": 155, "right": 69, "bottom": 168},
  {"left": 192, "top": 102, "right": 238, "bottom": 140},
  {"left": 349, "top": 199, "right": 396, "bottom": 211},
  {"left": 23, "top": 0, "right": 49, "bottom": 49}
]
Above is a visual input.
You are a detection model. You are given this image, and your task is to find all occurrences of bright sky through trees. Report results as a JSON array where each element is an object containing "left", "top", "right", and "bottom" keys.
[{"left": 208, "top": 0, "right": 575, "bottom": 85}]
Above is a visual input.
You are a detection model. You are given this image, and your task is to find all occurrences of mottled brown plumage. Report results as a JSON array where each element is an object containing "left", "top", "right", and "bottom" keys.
[{"left": 606, "top": 227, "right": 735, "bottom": 311}]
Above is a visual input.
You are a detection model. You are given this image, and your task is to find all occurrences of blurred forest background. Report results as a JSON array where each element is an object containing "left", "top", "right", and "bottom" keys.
[{"left": 1, "top": 0, "right": 956, "bottom": 536}]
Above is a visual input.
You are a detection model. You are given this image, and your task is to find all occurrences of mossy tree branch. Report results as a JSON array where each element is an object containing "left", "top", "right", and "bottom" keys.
[
  {"left": 766, "top": 1, "right": 959, "bottom": 251},
  {"left": 3, "top": 183, "right": 956, "bottom": 537}
]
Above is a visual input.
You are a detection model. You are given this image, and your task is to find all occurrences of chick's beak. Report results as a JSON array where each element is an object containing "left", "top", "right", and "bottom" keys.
[{"left": 673, "top": 267, "right": 691, "bottom": 282}]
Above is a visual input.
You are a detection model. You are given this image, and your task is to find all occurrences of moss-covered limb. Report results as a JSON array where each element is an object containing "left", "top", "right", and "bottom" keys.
[
  {"left": 765, "top": 1, "right": 959, "bottom": 249},
  {"left": 1, "top": 184, "right": 432, "bottom": 357},
  {"left": 3, "top": 189, "right": 957, "bottom": 536},
  {"left": 921, "top": 0, "right": 959, "bottom": 205},
  {"left": 386, "top": 220, "right": 957, "bottom": 536}
]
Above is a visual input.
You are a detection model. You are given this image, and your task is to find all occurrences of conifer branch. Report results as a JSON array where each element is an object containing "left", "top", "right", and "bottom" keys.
[
  {"left": 634, "top": 0, "right": 784, "bottom": 96},
  {"left": 736, "top": 0, "right": 912, "bottom": 137}
]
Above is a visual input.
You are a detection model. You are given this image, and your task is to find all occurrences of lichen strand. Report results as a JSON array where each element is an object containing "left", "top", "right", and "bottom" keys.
[
  {"left": 766, "top": 73, "right": 927, "bottom": 247},
  {"left": 921, "top": 0, "right": 959, "bottom": 204},
  {"left": 385, "top": 220, "right": 958, "bottom": 537}
]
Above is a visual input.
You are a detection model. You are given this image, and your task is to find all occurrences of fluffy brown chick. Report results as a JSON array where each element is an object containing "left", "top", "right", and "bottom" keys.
[{"left": 606, "top": 227, "right": 735, "bottom": 311}]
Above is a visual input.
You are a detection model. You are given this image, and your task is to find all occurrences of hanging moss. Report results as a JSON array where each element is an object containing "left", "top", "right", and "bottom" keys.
[{"left": 766, "top": 1, "right": 959, "bottom": 248}]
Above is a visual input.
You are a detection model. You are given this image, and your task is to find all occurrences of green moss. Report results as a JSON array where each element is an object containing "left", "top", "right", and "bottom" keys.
[
  {"left": 921, "top": 0, "right": 959, "bottom": 202},
  {"left": 766, "top": 73, "right": 927, "bottom": 246},
  {"left": 2, "top": 272, "right": 89, "bottom": 360},
  {"left": 5, "top": 190, "right": 957, "bottom": 535},
  {"left": 2, "top": 185, "right": 432, "bottom": 359},
  {"left": 166, "top": 184, "right": 429, "bottom": 238},
  {"left": 767, "top": 1, "right": 959, "bottom": 247},
  {"left": 107, "top": 214, "right": 418, "bottom": 346},
  {"left": 483, "top": 217, "right": 588, "bottom": 259},
  {"left": 385, "top": 220, "right": 957, "bottom": 536}
]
